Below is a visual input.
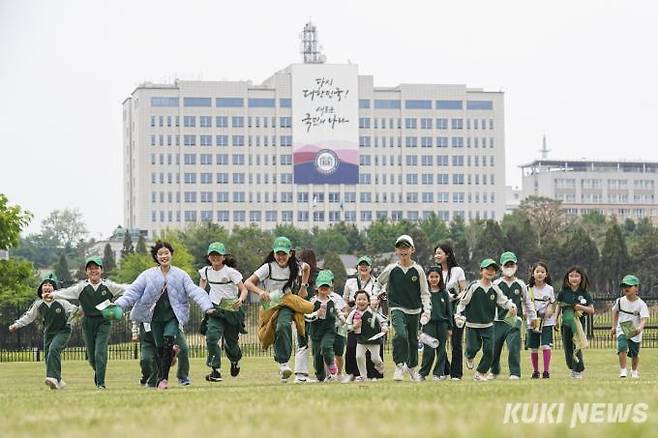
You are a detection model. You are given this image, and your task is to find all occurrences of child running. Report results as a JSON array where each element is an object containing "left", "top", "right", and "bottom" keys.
[
  {"left": 373, "top": 234, "right": 431, "bottom": 382},
  {"left": 418, "top": 266, "right": 453, "bottom": 381},
  {"left": 526, "top": 261, "right": 556, "bottom": 379},
  {"left": 455, "top": 258, "right": 517, "bottom": 381},
  {"left": 490, "top": 252, "right": 536, "bottom": 380},
  {"left": 198, "top": 242, "right": 249, "bottom": 382},
  {"left": 557, "top": 266, "right": 595, "bottom": 379},
  {"left": 47, "top": 256, "right": 128, "bottom": 389},
  {"left": 345, "top": 290, "right": 387, "bottom": 382},
  {"left": 611, "top": 275, "right": 649, "bottom": 378},
  {"left": 9, "top": 273, "right": 77, "bottom": 390}
]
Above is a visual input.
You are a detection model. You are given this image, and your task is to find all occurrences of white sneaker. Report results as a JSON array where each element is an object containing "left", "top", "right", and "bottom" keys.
[
  {"left": 279, "top": 363, "right": 293, "bottom": 381},
  {"left": 466, "top": 357, "right": 474, "bottom": 370},
  {"left": 619, "top": 368, "right": 628, "bottom": 378},
  {"left": 324, "top": 374, "right": 339, "bottom": 383},
  {"left": 572, "top": 372, "right": 584, "bottom": 379},
  {"left": 374, "top": 361, "right": 385, "bottom": 374},
  {"left": 354, "top": 376, "right": 367, "bottom": 383},
  {"left": 487, "top": 372, "right": 497, "bottom": 380},
  {"left": 341, "top": 374, "right": 354, "bottom": 384},
  {"left": 406, "top": 366, "right": 422, "bottom": 382},
  {"left": 631, "top": 370, "right": 639, "bottom": 379},
  {"left": 509, "top": 375, "right": 520, "bottom": 380},
  {"left": 451, "top": 377, "right": 461, "bottom": 381},
  {"left": 473, "top": 372, "right": 487, "bottom": 381},
  {"left": 393, "top": 363, "right": 405, "bottom": 381},
  {"left": 45, "top": 377, "right": 58, "bottom": 390},
  {"left": 294, "top": 374, "right": 307, "bottom": 383},
  {"left": 432, "top": 375, "right": 443, "bottom": 381},
  {"left": 57, "top": 379, "right": 67, "bottom": 390}
]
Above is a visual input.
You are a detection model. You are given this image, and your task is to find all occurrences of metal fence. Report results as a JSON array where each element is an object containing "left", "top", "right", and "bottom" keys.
[{"left": 2, "top": 299, "right": 658, "bottom": 363}]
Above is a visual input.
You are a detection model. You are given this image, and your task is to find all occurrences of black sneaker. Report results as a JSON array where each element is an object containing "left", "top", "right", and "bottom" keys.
[
  {"left": 230, "top": 361, "right": 240, "bottom": 377},
  {"left": 139, "top": 376, "right": 148, "bottom": 387},
  {"left": 542, "top": 371, "right": 550, "bottom": 379},
  {"left": 531, "top": 371, "right": 540, "bottom": 379},
  {"left": 205, "top": 369, "right": 222, "bottom": 382}
]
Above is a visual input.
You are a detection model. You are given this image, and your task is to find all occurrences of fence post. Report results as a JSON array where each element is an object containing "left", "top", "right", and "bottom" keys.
[
  {"left": 33, "top": 347, "right": 40, "bottom": 362},
  {"left": 134, "top": 342, "right": 138, "bottom": 360}
]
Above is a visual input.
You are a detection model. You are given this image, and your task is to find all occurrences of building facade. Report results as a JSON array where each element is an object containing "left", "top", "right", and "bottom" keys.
[
  {"left": 520, "top": 159, "right": 658, "bottom": 223},
  {"left": 123, "top": 65, "right": 505, "bottom": 238}
]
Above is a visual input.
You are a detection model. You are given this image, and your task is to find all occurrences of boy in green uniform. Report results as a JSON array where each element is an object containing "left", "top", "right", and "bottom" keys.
[
  {"left": 9, "top": 273, "right": 78, "bottom": 390},
  {"left": 304, "top": 270, "right": 343, "bottom": 382},
  {"left": 373, "top": 235, "right": 431, "bottom": 382},
  {"left": 419, "top": 266, "right": 453, "bottom": 380},
  {"left": 48, "top": 256, "right": 128, "bottom": 389},
  {"left": 490, "top": 252, "right": 536, "bottom": 380},
  {"left": 455, "top": 258, "right": 517, "bottom": 381},
  {"left": 611, "top": 275, "right": 649, "bottom": 379}
]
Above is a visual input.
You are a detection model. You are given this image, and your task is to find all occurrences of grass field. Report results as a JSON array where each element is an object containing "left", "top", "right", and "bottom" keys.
[{"left": 1, "top": 349, "right": 657, "bottom": 438}]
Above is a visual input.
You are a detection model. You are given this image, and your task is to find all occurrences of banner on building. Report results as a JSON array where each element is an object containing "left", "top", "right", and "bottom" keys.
[{"left": 291, "top": 64, "right": 359, "bottom": 184}]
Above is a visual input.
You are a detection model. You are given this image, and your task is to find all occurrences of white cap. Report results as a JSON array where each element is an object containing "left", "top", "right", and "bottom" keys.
[{"left": 395, "top": 234, "right": 414, "bottom": 248}]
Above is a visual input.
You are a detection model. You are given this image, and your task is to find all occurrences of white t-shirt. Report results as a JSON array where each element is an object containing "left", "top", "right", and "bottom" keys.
[
  {"left": 442, "top": 266, "right": 466, "bottom": 301},
  {"left": 199, "top": 265, "right": 243, "bottom": 304},
  {"left": 254, "top": 262, "right": 292, "bottom": 293},
  {"left": 613, "top": 296, "right": 650, "bottom": 342},
  {"left": 343, "top": 275, "right": 376, "bottom": 302},
  {"left": 528, "top": 284, "right": 556, "bottom": 326}
]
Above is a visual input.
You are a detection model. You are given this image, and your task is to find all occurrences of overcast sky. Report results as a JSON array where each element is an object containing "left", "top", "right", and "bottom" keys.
[{"left": 1, "top": 0, "right": 657, "bottom": 239}]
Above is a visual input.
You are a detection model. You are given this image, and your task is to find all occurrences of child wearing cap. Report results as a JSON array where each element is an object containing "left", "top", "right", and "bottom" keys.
[
  {"left": 526, "top": 261, "right": 557, "bottom": 379},
  {"left": 611, "top": 275, "right": 649, "bottom": 378},
  {"left": 343, "top": 255, "right": 383, "bottom": 381},
  {"left": 556, "top": 266, "right": 595, "bottom": 379},
  {"left": 293, "top": 249, "right": 319, "bottom": 383},
  {"left": 490, "top": 252, "right": 536, "bottom": 380},
  {"left": 455, "top": 258, "right": 517, "bottom": 381},
  {"left": 198, "top": 242, "right": 249, "bottom": 382},
  {"left": 46, "top": 256, "right": 128, "bottom": 389},
  {"left": 373, "top": 234, "right": 431, "bottom": 382},
  {"left": 304, "top": 270, "right": 345, "bottom": 382},
  {"left": 245, "top": 236, "right": 311, "bottom": 382},
  {"left": 418, "top": 266, "right": 453, "bottom": 381},
  {"left": 345, "top": 290, "right": 387, "bottom": 382},
  {"left": 113, "top": 241, "right": 216, "bottom": 390},
  {"left": 9, "top": 274, "right": 78, "bottom": 390}
]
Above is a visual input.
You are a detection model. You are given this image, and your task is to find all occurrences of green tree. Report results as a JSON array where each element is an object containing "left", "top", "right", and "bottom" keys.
[
  {"left": 135, "top": 234, "right": 147, "bottom": 254},
  {"left": 53, "top": 254, "right": 73, "bottom": 284},
  {"left": 102, "top": 243, "right": 117, "bottom": 273},
  {"left": 448, "top": 215, "right": 470, "bottom": 273},
  {"left": 630, "top": 229, "right": 658, "bottom": 294},
  {"left": 121, "top": 231, "right": 134, "bottom": 259},
  {"left": 331, "top": 222, "right": 365, "bottom": 253},
  {"left": 322, "top": 251, "right": 347, "bottom": 292},
  {"left": 110, "top": 252, "right": 153, "bottom": 283},
  {"left": 409, "top": 226, "right": 432, "bottom": 267},
  {"left": 12, "top": 234, "right": 59, "bottom": 268},
  {"left": 561, "top": 226, "right": 600, "bottom": 293},
  {"left": 226, "top": 226, "right": 272, "bottom": 280},
  {"left": 599, "top": 220, "right": 630, "bottom": 296},
  {"left": 419, "top": 213, "right": 450, "bottom": 247},
  {"left": 468, "top": 220, "right": 505, "bottom": 273},
  {"left": 312, "top": 228, "right": 349, "bottom": 258},
  {"left": 365, "top": 218, "right": 409, "bottom": 254},
  {"left": 0, "top": 258, "right": 39, "bottom": 325},
  {"left": 519, "top": 196, "right": 566, "bottom": 247},
  {"left": 501, "top": 211, "right": 540, "bottom": 278},
  {"left": 0, "top": 194, "right": 32, "bottom": 250},
  {"left": 40, "top": 208, "right": 88, "bottom": 248},
  {"left": 176, "top": 223, "right": 230, "bottom": 269}
]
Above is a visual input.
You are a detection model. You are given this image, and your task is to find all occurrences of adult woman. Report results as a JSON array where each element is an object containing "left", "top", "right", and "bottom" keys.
[
  {"left": 434, "top": 243, "right": 467, "bottom": 380},
  {"left": 293, "top": 249, "right": 319, "bottom": 382}
]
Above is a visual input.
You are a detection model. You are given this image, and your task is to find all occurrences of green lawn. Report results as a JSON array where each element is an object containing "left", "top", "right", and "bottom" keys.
[{"left": 1, "top": 349, "right": 656, "bottom": 438}]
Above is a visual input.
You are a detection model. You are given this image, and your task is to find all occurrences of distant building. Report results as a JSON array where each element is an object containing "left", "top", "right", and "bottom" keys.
[
  {"left": 505, "top": 185, "right": 522, "bottom": 214},
  {"left": 520, "top": 159, "right": 658, "bottom": 223},
  {"left": 86, "top": 226, "right": 149, "bottom": 264}
]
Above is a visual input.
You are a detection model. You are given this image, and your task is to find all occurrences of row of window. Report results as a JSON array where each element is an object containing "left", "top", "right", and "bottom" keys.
[
  {"left": 554, "top": 193, "right": 656, "bottom": 203},
  {"left": 358, "top": 136, "right": 494, "bottom": 149},
  {"left": 554, "top": 178, "right": 656, "bottom": 190},
  {"left": 359, "top": 99, "right": 493, "bottom": 111},
  {"left": 359, "top": 154, "right": 495, "bottom": 167},
  {"left": 159, "top": 153, "right": 292, "bottom": 166},
  {"left": 151, "top": 115, "right": 293, "bottom": 129},
  {"left": 150, "top": 135, "right": 293, "bottom": 147},
  {"left": 358, "top": 117, "right": 494, "bottom": 130},
  {"left": 151, "top": 97, "right": 291, "bottom": 108},
  {"left": 151, "top": 208, "right": 497, "bottom": 224},
  {"left": 150, "top": 172, "right": 496, "bottom": 186}
]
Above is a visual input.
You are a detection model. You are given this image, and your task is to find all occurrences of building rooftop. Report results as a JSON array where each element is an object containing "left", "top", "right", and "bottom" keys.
[{"left": 520, "top": 159, "right": 658, "bottom": 174}]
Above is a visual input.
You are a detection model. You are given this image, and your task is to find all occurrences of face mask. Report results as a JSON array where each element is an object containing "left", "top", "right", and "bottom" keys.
[{"left": 502, "top": 266, "right": 517, "bottom": 277}]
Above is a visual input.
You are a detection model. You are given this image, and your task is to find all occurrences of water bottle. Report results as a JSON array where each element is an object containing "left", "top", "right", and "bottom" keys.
[
  {"left": 419, "top": 332, "right": 440, "bottom": 349},
  {"left": 353, "top": 312, "right": 362, "bottom": 333},
  {"left": 319, "top": 302, "right": 327, "bottom": 319}
]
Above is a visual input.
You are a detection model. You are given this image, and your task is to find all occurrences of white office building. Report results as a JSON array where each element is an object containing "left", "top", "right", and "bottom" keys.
[{"left": 123, "top": 24, "right": 505, "bottom": 237}]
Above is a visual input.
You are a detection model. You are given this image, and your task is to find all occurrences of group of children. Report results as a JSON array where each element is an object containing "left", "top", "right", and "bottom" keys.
[{"left": 8, "top": 235, "right": 651, "bottom": 389}]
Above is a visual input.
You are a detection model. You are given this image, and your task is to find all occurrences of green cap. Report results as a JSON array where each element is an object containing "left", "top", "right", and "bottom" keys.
[
  {"left": 272, "top": 236, "right": 292, "bottom": 254},
  {"left": 85, "top": 256, "right": 103, "bottom": 268},
  {"left": 102, "top": 305, "right": 123, "bottom": 321},
  {"left": 357, "top": 256, "right": 373, "bottom": 266},
  {"left": 207, "top": 242, "right": 226, "bottom": 255},
  {"left": 620, "top": 274, "right": 640, "bottom": 287},
  {"left": 499, "top": 251, "right": 517, "bottom": 266},
  {"left": 37, "top": 272, "right": 59, "bottom": 297},
  {"left": 480, "top": 258, "right": 498, "bottom": 270},
  {"left": 315, "top": 270, "right": 335, "bottom": 288}
]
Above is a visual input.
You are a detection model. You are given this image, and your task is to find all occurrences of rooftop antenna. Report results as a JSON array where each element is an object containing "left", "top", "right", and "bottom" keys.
[
  {"left": 539, "top": 134, "right": 551, "bottom": 159},
  {"left": 300, "top": 21, "right": 326, "bottom": 64}
]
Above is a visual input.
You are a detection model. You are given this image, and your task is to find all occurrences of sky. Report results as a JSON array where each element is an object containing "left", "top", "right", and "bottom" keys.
[{"left": 1, "top": 0, "right": 657, "bottom": 239}]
